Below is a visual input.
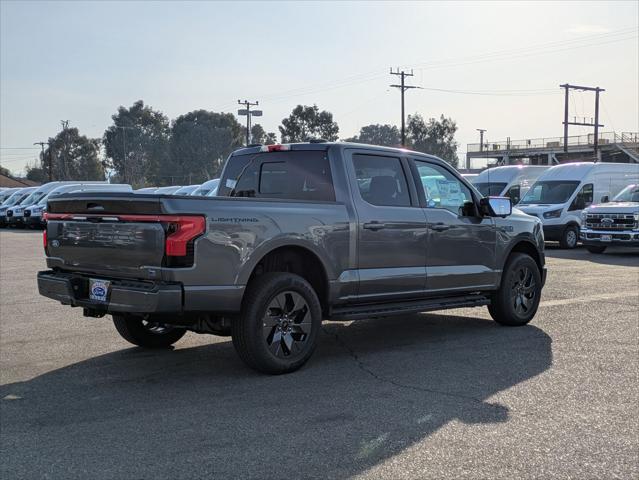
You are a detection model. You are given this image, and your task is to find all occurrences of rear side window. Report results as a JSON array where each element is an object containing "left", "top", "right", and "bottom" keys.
[
  {"left": 218, "top": 151, "right": 335, "bottom": 202},
  {"left": 352, "top": 154, "right": 411, "bottom": 207}
]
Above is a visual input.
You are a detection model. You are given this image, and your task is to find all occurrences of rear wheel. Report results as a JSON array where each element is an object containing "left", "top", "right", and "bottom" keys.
[
  {"left": 112, "top": 314, "right": 186, "bottom": 348},
  {"left": 559, "top": 225, "right": 579, "bottom": 249},
  {"left": 232, "top": 272, "right": 321, "bottom": 374},
  {"left": 586, "top": 245, "right": 607, "bottom": 254},
  {"left": 489, "top": 253, "right": 542, "bottom": 326}
]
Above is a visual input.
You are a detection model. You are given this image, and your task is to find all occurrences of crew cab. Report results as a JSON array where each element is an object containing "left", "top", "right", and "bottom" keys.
[
  {"left": 38, "top": 143, "right": 547, "bottom": 374},
  {"left": 580, "top": 184, "right": 639, "bottom": 253}
]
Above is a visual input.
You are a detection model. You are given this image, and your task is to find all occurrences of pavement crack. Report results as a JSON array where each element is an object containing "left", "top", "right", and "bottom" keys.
[{"left": 321, "top": 325, "right": 499, "bottom": 409}]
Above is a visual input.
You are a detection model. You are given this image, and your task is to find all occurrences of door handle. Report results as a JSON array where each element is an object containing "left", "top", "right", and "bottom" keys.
[
  {"left": 363, "top": 221, "right": 386, "bottom": 231},
  {"left": 430, "top": 222, "right": 450, "bottom": 232}
]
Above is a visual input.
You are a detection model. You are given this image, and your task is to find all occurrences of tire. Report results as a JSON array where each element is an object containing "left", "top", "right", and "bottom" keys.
[
  {"left": 232, "top": 272, "right": 321, "bottom": 374},
  {"left": 586, "top": 245, "right": 607, "bottom": 254},
  {"left": 489, "top": 253, "right": 542, "bottom": 326},
  {"left": 112, "top": 314, "right": 186, "bottom": 348},
  {"left": 559, "top": 225, "right": 579, "bottom": 249}
]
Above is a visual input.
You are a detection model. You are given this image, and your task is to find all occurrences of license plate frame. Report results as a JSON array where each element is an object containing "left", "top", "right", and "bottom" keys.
[
  {"left": 600, "top": 234, "right": 612, "bottom": 242},
  {"left": 89, "top": 278, "right": 111, "bottom": 303}
]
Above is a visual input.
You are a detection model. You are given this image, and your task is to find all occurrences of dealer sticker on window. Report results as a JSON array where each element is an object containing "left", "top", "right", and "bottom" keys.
[{"left": 89, "top": 278, "right": 110, "bottom": 302}]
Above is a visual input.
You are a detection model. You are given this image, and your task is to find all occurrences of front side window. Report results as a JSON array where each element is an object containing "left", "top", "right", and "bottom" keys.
[
  {"left": 413, "top": 161, "right": 472, "bottom": 214},
  {"left": 569, "top": 183, "right": 593, "bottom": 211},
  {"left": 352, "top": 154, "right": 411, "bottom": 207},
  {"left": 520, "top": 181, "right": 580, "bottom": 205}
]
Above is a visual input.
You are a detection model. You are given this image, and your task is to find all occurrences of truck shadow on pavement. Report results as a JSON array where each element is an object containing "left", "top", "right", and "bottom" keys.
[{"left": 1, "top": 312, "right": 552, "bottom": 480}]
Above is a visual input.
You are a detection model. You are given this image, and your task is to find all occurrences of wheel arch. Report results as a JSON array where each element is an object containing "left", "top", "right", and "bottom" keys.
[
  {"left": 503, "top": 238, "right": 543, "bottom": 274},
  {"left": 241, "top": 242, "right": 331, "bottom": 314}
]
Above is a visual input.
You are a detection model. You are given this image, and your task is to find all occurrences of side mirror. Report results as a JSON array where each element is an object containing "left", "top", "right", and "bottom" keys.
[
  {"left": 600, "top": 195, "right": 609, "bottom": 203},
  {"left": 480, "top": 196, "right": 512, "bottom": 218}
]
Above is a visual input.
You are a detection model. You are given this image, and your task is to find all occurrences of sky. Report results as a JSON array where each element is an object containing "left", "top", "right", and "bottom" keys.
[{"left": 1, "top": 0, "right": 638, "bottom": 174}]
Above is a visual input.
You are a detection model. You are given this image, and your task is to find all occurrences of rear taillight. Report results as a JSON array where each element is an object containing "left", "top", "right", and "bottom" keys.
[
  {"left": 165, "top": 216, "right": 206, "bottom": 256},
  {"left": 43, "top": 229, "right": 47, "bottom": 250}
]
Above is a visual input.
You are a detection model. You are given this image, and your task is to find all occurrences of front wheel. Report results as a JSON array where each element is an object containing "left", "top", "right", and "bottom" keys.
[
  {"left": 559, "top": 225, "right": 579, "bottom": 249},
  {"left": 232, "top": 272, "right": 322, "bottom": 374},
  {"left": 113, "top": 315, "right": 186, "bottom": 348},
  {"left": 489, "top": 253, "right": 542, "bottom": 326},
  {"left": 586, "top": 245, "right": 607, "bottom": 254}
]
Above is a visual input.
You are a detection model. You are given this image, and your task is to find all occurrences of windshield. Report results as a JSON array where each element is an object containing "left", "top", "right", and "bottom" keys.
[
  {"left": 473, "top": 182, "right": 507, "bottom": 197},
  {"left": 612, "top": 184, "right": 639, "bottom": 202},
  {"left": 19, "top": 191, "right": 46, "bottom": 207},
  {"left": 519, "top": 181, "right": 580, "bottom": 205},
  {"left": 2, "top": 191, "right": 29, "bottom": 207}
]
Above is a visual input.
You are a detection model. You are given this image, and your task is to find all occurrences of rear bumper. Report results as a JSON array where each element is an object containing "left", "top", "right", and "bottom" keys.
[
  {"left": 579, "top": 228, "right": 639, "bottom": 248},
  {"left": 37, "top": 270, "right": 244, "bottom": 314}
]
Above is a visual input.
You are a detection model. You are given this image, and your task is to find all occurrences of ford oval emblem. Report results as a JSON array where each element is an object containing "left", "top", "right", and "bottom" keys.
[{"left": 601, "top": 218, "right": 614, "bottom": 225}]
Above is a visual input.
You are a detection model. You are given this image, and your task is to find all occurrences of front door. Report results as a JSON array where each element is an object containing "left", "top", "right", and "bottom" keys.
[
  {"left": 411, "top": 159, "right": 497, "bottom": 293},
  {"left": 346, "top": 151, "right": 428, "bottom": 302}
]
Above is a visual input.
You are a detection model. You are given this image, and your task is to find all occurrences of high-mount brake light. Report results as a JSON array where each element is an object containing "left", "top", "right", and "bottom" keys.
[{"left": 260, "top": 144, "right": 291, "bottom": 152}]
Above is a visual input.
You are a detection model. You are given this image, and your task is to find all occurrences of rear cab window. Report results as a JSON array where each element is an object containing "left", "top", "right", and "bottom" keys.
[{"left": 218, "top": 150, "right": 335, "bottom": 202}]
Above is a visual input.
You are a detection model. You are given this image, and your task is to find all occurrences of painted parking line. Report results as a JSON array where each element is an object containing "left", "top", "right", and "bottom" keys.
[{"left": 540, "top": 291, "right": 639, "bottom": 308}]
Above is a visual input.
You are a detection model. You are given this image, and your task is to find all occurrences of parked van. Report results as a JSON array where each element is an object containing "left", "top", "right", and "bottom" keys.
[
  {"left": 518, "top": 162, "right": 639, "bottom": 248},
  {"left": 472, "top": 166, "right": 548, "bottom": 205},
  {"left": 24, "top": 183, "right": 132, "bottom": 228},
  {"left": 0, "top": 187, "right": 37, "bottom": 227},
  {"left": 6, "top": 181, "right": 105, "bottom": 227},
  {"left": 0, "top": 187, "right": 20, "bottom": 205}
]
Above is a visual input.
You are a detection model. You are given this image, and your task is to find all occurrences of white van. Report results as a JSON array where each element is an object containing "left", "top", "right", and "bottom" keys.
[
  {"left": 472, "top": 166, "right": 549, "bottom": 205},
  {"left": 518, "top": 162, "right": 639, "bottom": 248},
  {"left": 24, "top": 183, "right": 132, "bottom": 228}
]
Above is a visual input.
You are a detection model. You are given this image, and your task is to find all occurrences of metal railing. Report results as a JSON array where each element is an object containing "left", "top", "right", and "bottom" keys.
[{"left": 467, "top": 131, "right": 639, "bottom": 153}]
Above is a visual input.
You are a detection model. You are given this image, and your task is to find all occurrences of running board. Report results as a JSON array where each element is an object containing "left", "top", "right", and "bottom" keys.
[{"left": 329, "top": 294, "right": 491, "bottom": 321}]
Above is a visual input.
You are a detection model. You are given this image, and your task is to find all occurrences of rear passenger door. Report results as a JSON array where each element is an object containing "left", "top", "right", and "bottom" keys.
[
  {"left": 410, "top": 159, "right": 497, "bottom": 293},
  {"left": 345, "top": 150, "right": 428, "bottom": 301}
]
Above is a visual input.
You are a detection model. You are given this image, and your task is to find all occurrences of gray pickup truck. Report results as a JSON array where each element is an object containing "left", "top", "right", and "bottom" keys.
[{"left": 38, "top": 142, "right": 547, "bottom": 374}]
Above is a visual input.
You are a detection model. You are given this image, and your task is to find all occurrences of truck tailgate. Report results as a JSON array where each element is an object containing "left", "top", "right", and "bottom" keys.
[
  {"left": 44, "top": 192, "right": 203, "bottom": 279},
  {"left": 48, "top": 219, "right": 165, "bottom": 269}
]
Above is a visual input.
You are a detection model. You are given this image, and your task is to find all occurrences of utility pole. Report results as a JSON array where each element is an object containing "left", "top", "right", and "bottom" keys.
[
  {"left": 34, "top": 141, "right": 52, "bottom": 181},
  {"left": 559, "top": 84, "right": 605, "bottom": 156},
  {"left": 476, "top": 129, "right": 487, "bottom": 152},
  {"left": 114, "top": 126, "right": 135, "bottom": 183},
  {"left": 237, "top": 100, "right": 262, "bottom": 146},
  {"left": 390, "top": 68, "right": 420, "bottom": 147}
]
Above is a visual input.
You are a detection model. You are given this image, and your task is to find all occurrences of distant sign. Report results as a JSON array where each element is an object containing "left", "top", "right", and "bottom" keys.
[
  {"left": 238, "top": 109, "right": 249, "bottom": 116},
  {"left": 251, "top": 110, "right": 263, "bottom": 117}
]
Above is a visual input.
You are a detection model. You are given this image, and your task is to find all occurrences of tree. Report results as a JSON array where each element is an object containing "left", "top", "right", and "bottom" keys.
[
  {"left": 279, "top": 105, "right": 339, "bottom": 143},
  {"left": 0, "top": 165, "right": 11, "bottom": 177},
  {"left": 169, "top": 110, "right": 244, "bottom": 183},
  {"left": 344, "top": 124, "right": 401, "bottom": 147},
  {"left": 406, "top": 114, "right": 459, "bottom": 167},
  {"left": 250, "top": 124, "right": 277, "bottom": 145},
  {"left": 103, "top": 100, "right": 170, "bottom": 186},
  {"left": 38, "top": 125, "right": 105, "bottom": 181}
]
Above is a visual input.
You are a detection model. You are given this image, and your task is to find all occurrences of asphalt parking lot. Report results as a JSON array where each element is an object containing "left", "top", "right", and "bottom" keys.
[{"left": 1, "top": 229, "right": 638, "bottom": 480}]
